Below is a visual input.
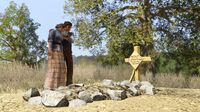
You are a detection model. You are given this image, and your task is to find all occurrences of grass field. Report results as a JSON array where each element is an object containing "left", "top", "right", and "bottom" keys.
[{"left": 0, "top": 62, "right": 200, "bottom": 93}]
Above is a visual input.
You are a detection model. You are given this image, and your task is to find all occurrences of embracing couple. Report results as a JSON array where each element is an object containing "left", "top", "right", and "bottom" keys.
[{"left": 44, "top": 21, "right": 74, "bottom": 90}]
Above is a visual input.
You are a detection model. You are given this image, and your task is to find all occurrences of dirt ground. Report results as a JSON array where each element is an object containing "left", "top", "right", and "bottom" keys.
[{"left": 0, "top": 88, "right": 200, "bottom": 112}]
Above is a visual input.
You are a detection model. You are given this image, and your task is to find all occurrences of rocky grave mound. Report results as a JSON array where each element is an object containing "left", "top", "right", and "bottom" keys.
[{"left": 23, "top": 79, "right": 155, "bottom": 107}]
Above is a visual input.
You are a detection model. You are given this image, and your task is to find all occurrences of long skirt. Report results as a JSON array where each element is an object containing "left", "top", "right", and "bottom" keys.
[{"left": 44, "top": 51, "right": 67, "bottom": 90}]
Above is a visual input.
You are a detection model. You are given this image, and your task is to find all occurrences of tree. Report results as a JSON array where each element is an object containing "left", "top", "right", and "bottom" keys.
[
  {"left": 64, "top": 0, "right": 200, "bottom": 75},
  {"left": 155, "top": 0, "right": 200, "bottom": 75},
  {"left": 0, "top": 2, "right": 47, "bottom": 66}
]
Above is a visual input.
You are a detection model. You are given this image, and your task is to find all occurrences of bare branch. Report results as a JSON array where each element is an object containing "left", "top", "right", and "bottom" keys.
[
  {"left": 0, "top": 38, "right": 16, "bottom": 51},
  {"left": 115, "top": 13, "right": 142, "bottom": 25},
  {"left": 118, "top": 6, "right": 138, "bottom": 12},
  {"left": 110, "top": 6, "right": 139, "bottom": 15}
]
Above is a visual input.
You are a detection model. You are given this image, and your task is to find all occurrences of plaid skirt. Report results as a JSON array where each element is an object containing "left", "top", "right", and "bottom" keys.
[{"left": 44, "top": 51, "right": 67, "bottom": 90}]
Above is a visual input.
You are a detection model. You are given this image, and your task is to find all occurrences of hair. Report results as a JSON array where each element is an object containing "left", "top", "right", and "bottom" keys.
[
  {"left": 63, "top": 21, "right": 72, "bottom": 27},
  {"left": 55, "top": 23, "right": 63, "bottom": 29}
]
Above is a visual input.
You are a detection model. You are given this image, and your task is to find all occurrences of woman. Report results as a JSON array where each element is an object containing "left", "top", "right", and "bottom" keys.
[{"left": 44, "top": 24, "right": 67, "bottom": 90}]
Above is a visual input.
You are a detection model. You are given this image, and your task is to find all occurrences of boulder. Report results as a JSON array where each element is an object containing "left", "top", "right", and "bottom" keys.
[
  {"left": 69, "top": 99, "right": 87, "bottom": 107},
  {"left": 23, "top": 88, "right": 40, "bottom": 101},
  {"left": 78, "top": 91, "right": 92, "bottom": 103},
  {"left": 75, "top": 87, "right": 86, "bottom": 93},
  {"left": 56, "top": 86, "right": 69, "bottom": 90},
  {"left": 65, "top": 90, "right": 72, "bottom": 97},
  {"left": 107, "top": 89, "right": 127, "bottom": 100},
  {"left": 101, "top": 79, "right": 114, "bottom": 87},
  {"left": 91, "top": 91, "right": 106, "bottom": 101},
  {"left": 127, "top": 81, "right": 141, "bottom": 89},
  {"left": 119, "top": 80, "right": 131, "bottom": 87},
  {"left": 68, "top": 83, "right": 84, "bottom": 88},
  {"left": 28, "top": 96, "right": 42, "bottom": 105},
  {"left": 128, "top": 87, "right": 141, "bottom": 96},
  {"left": 140, "top": 81, "right": 155, "bottom": 95},
  {"left": 41, "top": 90, "right": 69, "bottom": 107}
]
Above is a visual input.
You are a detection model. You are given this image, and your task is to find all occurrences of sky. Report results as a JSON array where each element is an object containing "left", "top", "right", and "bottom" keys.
[{"left": 0, "top": 0, "right": 92, "bottom": 56}]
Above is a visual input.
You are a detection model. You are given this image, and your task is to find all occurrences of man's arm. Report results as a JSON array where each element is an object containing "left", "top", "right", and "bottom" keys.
[{"left": 63, "top": 32, "right": 74, "bottom": 43}]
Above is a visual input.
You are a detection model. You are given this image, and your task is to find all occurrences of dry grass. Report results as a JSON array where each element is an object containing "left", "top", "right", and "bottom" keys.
[
  {"left": 0, "top": 62, "right": 46, "bottom": 93},
  {"left": 0, "top": 62, "right": 200, "bottom": 93},
  {"left": 74, "top": 63, "right": 132, "bottom": 83}
]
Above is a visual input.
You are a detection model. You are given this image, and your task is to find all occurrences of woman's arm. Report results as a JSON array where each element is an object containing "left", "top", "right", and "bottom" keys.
[
  {"left": 48, "top": 42, "right": 53, "bottom": 55},
  {"left": 48, "top": 30, "right": 55, "bottom": 55}
]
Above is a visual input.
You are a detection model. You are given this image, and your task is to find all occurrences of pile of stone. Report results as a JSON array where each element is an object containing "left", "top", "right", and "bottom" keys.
[{"left": 23, "top": 79, "right": 155, "bottom": 107}]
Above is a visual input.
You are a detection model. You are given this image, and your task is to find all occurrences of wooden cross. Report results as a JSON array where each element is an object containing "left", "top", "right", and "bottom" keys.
[{"left": 125, "top": 46, "right": 151, "bottom": 82}]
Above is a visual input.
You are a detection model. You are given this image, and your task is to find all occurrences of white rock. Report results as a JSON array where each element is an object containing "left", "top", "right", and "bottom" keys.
[
  {"left": 129, "top": 87, "right": 141, "bottom": 96},
  {"left": 78, "top": 91, "right": 92, "bottom": 103},
  {"left": 28, "top": 96, "right": 42, "bottom": 105},
  {"left": 120, "top": 80, "right": 131, "bottom": 87},
  {"left": 65, "top": 90, "right": 72, "bottom": 97},
  {"left": 57, "top": 86, "right": 69, "bottom": 90},
  {"left": 107, "top": 89, "right": 127, "bottom": 100},
  {"left": 41, "top": 90, "right": 69, "bottom": 107},
  {"left": 101, "top": 79, "right": 114, "bottom": 87},
  {"left": 140, "top": 81, "right": 155, "bottom": 95},
  {"left": 69, "top": 99, "right": 87, "bottom": 107},
  {"left": 23, "top": 88, "right": 40, "bottom": 101},
  {"left": 91, "top": 91, "right": 106, "bottom": 101}
]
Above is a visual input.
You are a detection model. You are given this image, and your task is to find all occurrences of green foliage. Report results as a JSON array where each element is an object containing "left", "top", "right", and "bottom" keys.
[
  {"left": 155, "top": 50, "right": 200, "bottom": 76},
  {"left": 65, "top": 0, "right": 155, "bottom": 63},
  {"left": 0, "top": 2, "right": 47, "bottom": 66},
  {"left": 155, "top": 53, "right": 178, "bottom": 74},
  {"left": 65, "top": 0, "right": 200, "bottom": 75}
]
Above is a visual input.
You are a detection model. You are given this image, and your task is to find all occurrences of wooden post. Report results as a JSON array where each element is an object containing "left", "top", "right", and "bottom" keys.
[
  {"left": 125, "top": 45, "right": 151, "bottom": 82},
  {"left": 134, "top": 46, "right": 140, "bottom": 81}
]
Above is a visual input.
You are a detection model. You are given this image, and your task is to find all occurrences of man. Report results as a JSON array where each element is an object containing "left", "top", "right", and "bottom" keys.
[{"left": 62, "top": 21, "right": 74, "bottom": 86}]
